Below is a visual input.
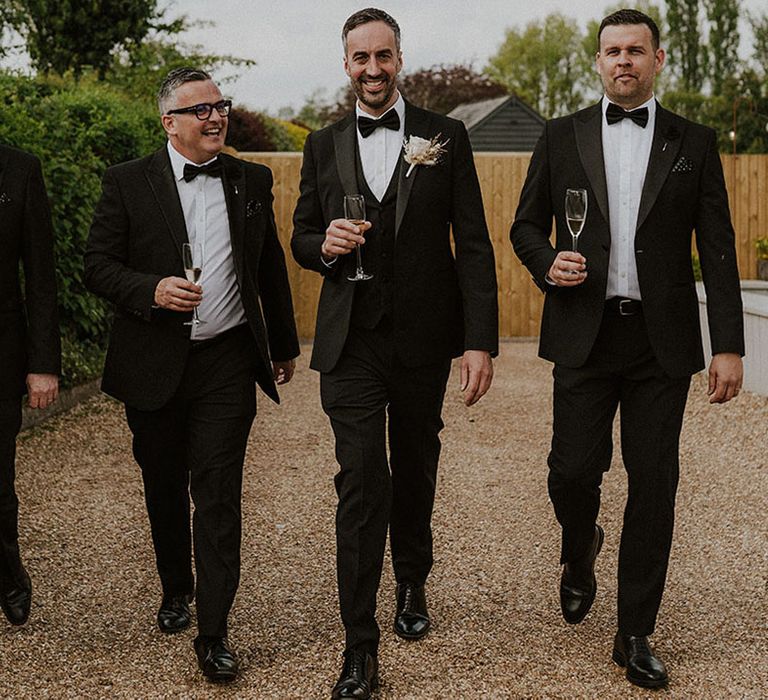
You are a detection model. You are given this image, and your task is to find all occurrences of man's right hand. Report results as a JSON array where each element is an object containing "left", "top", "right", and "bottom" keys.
[
  {"left": 321, "top": 219, "right": 372, "bottom": 260},
  {"left": 547, "top": 251, "right": 587, "bottom": 286},
  {"left": 154, "top": 276, "right": 202, "bottom": 311}
]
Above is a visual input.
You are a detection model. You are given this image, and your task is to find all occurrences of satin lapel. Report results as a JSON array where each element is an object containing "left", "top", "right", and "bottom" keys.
[
  {"left": 396, "top": 102, "right": 431, "bottom": 236},
  {"left": 222, "top": 155, "right": 246, "bottom": 283},
  {"left": 636, "top": 104, "right": 682, "bottom": 231},
  {"left": 574, "top": 103, "right": 609, "bottom": 228},
  {"left": 145, "top": 148, "right": 188, "bottom": 261},
  {"left": 333, "top": 114, "right": 360, "bottom": 196}
]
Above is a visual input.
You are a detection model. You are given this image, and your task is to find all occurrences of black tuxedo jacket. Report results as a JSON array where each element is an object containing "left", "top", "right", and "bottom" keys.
[
  {"left": 291, "top": 101, "right": 498, "bottom": 373},
  {"left": 511, "top": 102, "right": 744, "bottom": 377},
  {"left": 0, "top": 145, "right": 60, "bottom": 399},
  {"left": 84, "top": 148, "right": 299, "bottom": 411}
]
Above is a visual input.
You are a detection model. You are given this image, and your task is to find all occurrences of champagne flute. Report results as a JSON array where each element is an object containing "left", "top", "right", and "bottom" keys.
[
  {"left": 565, "top": 188, "right": 588, "bottom": 253},
  {"left": 344, "top": 194, "right": 372, "bottom": 282},
  {"left": 182, "top": 242, "right": 204, "bottom": 325}
]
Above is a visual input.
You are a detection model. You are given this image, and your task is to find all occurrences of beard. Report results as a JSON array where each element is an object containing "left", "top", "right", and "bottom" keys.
[{"left": 352, "top": 73, "right": 397, "bottom": 112}]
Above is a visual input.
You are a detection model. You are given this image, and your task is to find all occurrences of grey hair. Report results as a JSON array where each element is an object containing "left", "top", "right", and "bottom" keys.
[
  {"left": 157, "top": 67, "right": 212, "bottom": 114},
  {"left": 342, "top": 7, "right": 401, "bottom": 52}
]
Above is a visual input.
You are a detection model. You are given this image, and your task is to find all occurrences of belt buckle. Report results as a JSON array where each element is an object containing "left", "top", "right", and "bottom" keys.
[{"left": 618, "top": 299, "right": 633, "bottom": 316}]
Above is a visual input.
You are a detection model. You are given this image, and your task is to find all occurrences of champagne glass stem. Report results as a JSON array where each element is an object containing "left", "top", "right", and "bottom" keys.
[
  {"left": 572, "top": 234, "right": 578, "bottom": 253},
  {"left": 355, "top": 244, "right": 364, "bottom": 274}
]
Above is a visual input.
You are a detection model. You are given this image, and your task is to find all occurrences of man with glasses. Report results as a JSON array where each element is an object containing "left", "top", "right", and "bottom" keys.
[{"left": 85, "top": 67, "right": 299, "bottom": 682}]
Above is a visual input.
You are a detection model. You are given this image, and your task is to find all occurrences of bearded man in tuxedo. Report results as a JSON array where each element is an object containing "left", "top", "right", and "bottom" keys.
[
  {"left": 85, "top": 68, "right": 299, "bottom": 682},
  {"left": 0, "top": 145, "right": 60, "bottom": 627},
  {"left": 511, "top": 9, "right": 744, "bottom": 689},
  {"left": 292, "top": 8, "right": 498, "bottom": 698}
]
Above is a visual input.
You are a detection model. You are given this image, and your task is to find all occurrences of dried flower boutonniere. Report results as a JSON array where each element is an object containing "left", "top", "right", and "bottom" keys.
[{"left": 402, "top": 134, "right": 449, "bottom": 177}]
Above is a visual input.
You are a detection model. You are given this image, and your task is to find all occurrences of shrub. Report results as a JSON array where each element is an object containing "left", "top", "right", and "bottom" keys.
[
  {"left": 277, "top": 119, "right": 310, "bottom": 151},
  {"left": 225, "top": 107, "right": 273, "bottom": 151},
  {"left": 225, "top": 106, "right": 304, "bottom": 152},
  {"left": 0, "top": 73, "right": 163, "bottom": 387}
]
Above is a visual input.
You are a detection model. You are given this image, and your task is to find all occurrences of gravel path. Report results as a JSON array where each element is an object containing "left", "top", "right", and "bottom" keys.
[{"left": 1, "top": 341, "right": 766, "bottom": 699}]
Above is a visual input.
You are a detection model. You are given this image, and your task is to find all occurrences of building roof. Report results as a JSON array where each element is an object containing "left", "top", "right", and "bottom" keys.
[
  {"left": 448, "top": 95, "right": 511, "bottom": 130},
  {"left": 448, "top": 95, "right": 545, "bottom": 132}
]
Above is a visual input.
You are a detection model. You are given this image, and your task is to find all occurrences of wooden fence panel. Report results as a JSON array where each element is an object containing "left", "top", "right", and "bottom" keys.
[{"left": 241, "top": 152, "right": 767, "bottom": 339}]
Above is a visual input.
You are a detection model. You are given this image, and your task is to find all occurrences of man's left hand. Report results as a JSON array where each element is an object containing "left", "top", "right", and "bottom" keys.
[
  {"left": 26, "top": 373, "right": 59, "bottom": 409},
  {"left": 707, "top": 352, "right": 743, "bottom": 404},
  {"left": 273, "top": 359, "right": 296, "bottom": 385},
  {"left": 460, "top": 350, "right": 493, "bottom": 406}
]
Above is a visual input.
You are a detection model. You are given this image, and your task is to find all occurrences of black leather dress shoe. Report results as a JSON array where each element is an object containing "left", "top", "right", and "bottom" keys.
[
  {"left": 560, "top": 524, "right": 604, "bottom": 624},
  {"left": 1, "top": 570, "right": 32, "bottom": 626},
  {"left": 157, "top": 594, "right": 192, "bottom": 633},
  {"left": 393, "top": 583, "right": 430, "bottom": 640},
  {"left": 612, "top": 633, "right": 669, "bottom": 688},
  {"left": 331, "top": 649, "right": 378, "bottom": 699},
  {"left": 194, "top": 635, "right": 238, "bottom": 682}
]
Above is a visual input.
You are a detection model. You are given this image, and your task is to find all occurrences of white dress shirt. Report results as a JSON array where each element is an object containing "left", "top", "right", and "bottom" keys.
[
  {"left": 601, "top": 94, "right": 656, "bottom": 300},
  {"left": 355, "top": 92, "right": 405, "bottom": 201},
  {"left": 167, "top": 141, "right": 246, "bottom": 340}
]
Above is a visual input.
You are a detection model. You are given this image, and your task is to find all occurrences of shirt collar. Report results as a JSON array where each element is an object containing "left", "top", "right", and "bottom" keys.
[
  {"left": 602, "top": 94, "right": 656, "bottom": 123},
  {"left": 167, "top": 141, "right": 220, "bottom": 182},
  {"left": 355, "top": 91, "right": 405, "bottom": 125}
]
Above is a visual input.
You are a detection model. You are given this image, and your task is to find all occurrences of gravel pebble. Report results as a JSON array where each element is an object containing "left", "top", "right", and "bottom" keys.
[{"left": 1, "top": 340, "right": 765, "bottom": 698}]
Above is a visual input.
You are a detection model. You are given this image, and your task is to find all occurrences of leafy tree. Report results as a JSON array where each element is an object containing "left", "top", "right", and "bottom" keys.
[
  {"left": 9, "top": 0, "right": 158, "bottom": 79},
  {"left": 666, "top": 0, "right": 706, "bottom": 92},
  {"left": 486, "top": 13, "right": 586, "bottom": 119},
  {"left": 400, "top": 64, "right": 507, "bottom": 114},
  {"left": 705, "top": 0, "right": 741, "bottom": 94},
  {"left": 290, "top": 88, "right": 335, "bottom": 131},
  {"left": 106, "top": 32, "right": 254, "bottom": 106},
  {"left": 295, "top": 63, "right": 505, "bottom": 128},
  {"left": 749, "top": 10, "right": 768, "bottom": 75}
]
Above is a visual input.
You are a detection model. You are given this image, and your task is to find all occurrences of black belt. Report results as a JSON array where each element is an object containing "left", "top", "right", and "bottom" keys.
[
  {"left": 189, "top": 323, "right": 249, "bottom": 351},
  {"left": 604, "top": 297, "right": 642, "bottom": 316}
]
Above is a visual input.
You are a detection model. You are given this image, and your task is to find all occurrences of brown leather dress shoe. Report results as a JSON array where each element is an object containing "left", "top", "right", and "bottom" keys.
[
  {"left": 157, "top": 593, "right": 192, "bottom": 633},
  {"left": 560, "top": 524, "right": 604, "bottom": 624},
  {"left": 613, "top": 633, "right": 669, "bottom": 688},
  {"left": 394, "top": 583, "right": 430, "bottom": 640},
  {"left": 194, "top": 635, "right": 239, "bottom": 682},
  {"left": 331, "top": 649, "right": 378, "bottom": 699},
  {"left": 1, "top": 569, "right": 32, "bottom": 626}
]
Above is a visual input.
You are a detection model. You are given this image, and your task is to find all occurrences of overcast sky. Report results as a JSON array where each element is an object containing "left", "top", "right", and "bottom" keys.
[{"left": 170, "top": 0, "right": 766, "bottom": 114}]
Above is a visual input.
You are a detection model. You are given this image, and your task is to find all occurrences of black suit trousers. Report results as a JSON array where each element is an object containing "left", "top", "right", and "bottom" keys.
[
  {"left": 0, "top": 398, "right": 24, "bottom": 589},
  {"left": 548, "top": 306, "right": 690, "bottom": 636},
  {"left": 320, "top": 321, "right": 451, "bottom": 653},
  {"left": 125, "top": 325, "right": 257, "bottom": 637}
]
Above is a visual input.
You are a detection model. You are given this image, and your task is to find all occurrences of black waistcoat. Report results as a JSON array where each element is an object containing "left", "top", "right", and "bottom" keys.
[{"left": 349, "top": 146, "right": 401, "bottom": 330}]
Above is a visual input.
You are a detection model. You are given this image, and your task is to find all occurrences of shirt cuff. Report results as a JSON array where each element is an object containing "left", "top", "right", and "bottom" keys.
[{"left": 321, "top": 255, "right": 338, "bottom": 268}]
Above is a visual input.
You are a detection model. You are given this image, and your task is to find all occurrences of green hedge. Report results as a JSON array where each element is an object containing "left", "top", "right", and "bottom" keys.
[{"left": 0, "top": 73, "right": 164, "bottom": 387}]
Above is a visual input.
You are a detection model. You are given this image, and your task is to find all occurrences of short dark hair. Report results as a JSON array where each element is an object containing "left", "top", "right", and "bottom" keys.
[
  {"left": 598, "top": 9, "right": 660, "bottom": 51},
  {"left": 157, "top": 67, "right": 212, "bottom": 114},
  {"left": 342, "top": 7, "right": 401, "bottom": 52}
]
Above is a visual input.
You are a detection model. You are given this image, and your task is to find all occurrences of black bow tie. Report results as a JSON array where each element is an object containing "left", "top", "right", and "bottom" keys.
[
  {"left": 357, "top": 109, "right": 401, "bottom": 138},
  {"left": 183, "top": 159, "right": 223, "bottom": 182},
  {"left": 606, "top": 102, "right": 649, "bottom": 128}
]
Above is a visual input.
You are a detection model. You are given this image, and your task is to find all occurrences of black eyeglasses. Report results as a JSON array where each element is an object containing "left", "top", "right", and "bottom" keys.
[{"left": 166, "top": 99, "right": 232, "bottom": 120}]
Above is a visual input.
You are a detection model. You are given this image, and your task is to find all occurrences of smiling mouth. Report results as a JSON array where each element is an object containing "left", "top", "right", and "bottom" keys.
[
  {"left": 202, "top": 128, "right": 222, "bottom": 137},
  {"left": 363, "top": 78, "right": 387, "bottom": 91}
]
